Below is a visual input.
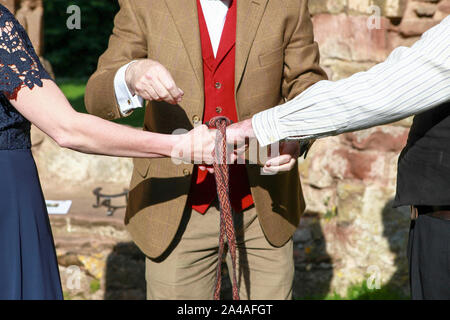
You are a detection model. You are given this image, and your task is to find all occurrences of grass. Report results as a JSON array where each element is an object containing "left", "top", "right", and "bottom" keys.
[
  {"left": 57, "top": 78, "right": 145, "bottom": 128},
  {"left": 89, "top": 279, "right": 101, "bottom": 294},
  {"left": 300, "top": 282, "right": 410, "bottom": 300}
]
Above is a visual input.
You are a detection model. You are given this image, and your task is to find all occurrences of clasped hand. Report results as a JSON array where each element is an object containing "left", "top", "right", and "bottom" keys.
[
  {"left": 125, "top": 60, "right": 301, "bottom": 173},
  {"left": 172, "top": 123, "right": 300, "bottom": 174}
]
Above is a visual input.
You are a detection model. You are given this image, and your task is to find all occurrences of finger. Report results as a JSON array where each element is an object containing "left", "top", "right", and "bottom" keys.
[
  {"left": 234, "top": 144, "right": 247, "bottom": 156},
  {"left": 159, "top": 72, "right": 183, "bottom": 103},
  {"left": 137, "top": 79, "right": 162, "bottom": 101},
  {"left": 226, "top": 129, "right": 246, "bottom": 148},
  {"left": 235, "top": 152, "right": 246, "bottom": 165},
  {"left": 207, "top": 167, "right": 215, "bottom": 174},
  {"left": 145, "top": 84, "right": 160, "bottom": 101},
  {"left": 175, "top": 88, "right": 184, "bottom": 104},
  {"left": 228, "top": 152, "right": 238, "bottom": 164},
  {"left": 134, "top": 78, "right": 155, "bottom": 101},
  {"left": 265, "top": 155, "right": 292, "bottom": 168},
  {"left": 203, "top": 155, "right": 214, "bottom": 166},
  {"left": 264, "top": 158, "right": 296, "bottom": 173},
  {"left": 151, "top": 78, "right": 174, "bottom": 104}
]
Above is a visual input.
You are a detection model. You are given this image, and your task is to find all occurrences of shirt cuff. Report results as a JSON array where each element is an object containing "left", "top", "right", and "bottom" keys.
[
  {"left": 114, "top": 61, "right": 144, "bottom": 116},
  {"left": 252, "top": 107, "right": 283, "bottom": 147}
]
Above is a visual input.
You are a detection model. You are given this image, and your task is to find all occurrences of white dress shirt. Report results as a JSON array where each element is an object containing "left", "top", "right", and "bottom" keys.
[
  {"left": 114, "top": 0, "right": 231, "bottom": 116},
  {"left": 252, "top": 15, "right": 450, "bottom": 147}
]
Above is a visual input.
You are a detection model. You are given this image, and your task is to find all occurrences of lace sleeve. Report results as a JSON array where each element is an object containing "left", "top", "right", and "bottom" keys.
[{"left": 0, "top": 6, "right": 51, "bottom": 100}]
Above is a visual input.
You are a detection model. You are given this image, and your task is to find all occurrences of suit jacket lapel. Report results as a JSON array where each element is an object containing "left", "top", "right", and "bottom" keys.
[
  {"left": 164, "top": 0, "right": 203, "bottom": 87},
  {"left": 235, "top": 0, "right": 269, "bottom": 92}
]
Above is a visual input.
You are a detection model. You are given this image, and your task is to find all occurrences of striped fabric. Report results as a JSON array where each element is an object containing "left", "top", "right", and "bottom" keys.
[{"left": 252, "top": 15, "right": 450, "bottom": 147}]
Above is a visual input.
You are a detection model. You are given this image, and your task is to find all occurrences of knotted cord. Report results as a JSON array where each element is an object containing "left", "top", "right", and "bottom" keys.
[{"left": 208, "top": 116, "right": 239, "bottom": 301}]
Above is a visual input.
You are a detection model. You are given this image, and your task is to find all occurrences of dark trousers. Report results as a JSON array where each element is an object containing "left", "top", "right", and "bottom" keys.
[{"left": 408, "top": 208, "right": 450, "bottom": 300}]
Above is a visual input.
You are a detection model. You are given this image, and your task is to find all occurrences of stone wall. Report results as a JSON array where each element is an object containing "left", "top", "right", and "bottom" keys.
[
  {"left": 293, "top": 0, "right": 448, "bottom": 297},
  {"left": 30, "top": 0, "right": 448, "bottom": 299}
]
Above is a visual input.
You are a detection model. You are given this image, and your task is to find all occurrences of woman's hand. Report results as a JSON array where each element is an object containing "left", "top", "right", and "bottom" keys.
[
  {"left": 262, "top": 141, "right": 300, "bottom": 174},
  {"left": 171, "top": 125, "right": 219, "bottom": 166}
]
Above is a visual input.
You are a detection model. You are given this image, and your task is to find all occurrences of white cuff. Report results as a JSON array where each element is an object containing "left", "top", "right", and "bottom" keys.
[
  {"left": 252, "top": 107, "right": 283, "bottom": 147},
  {"left": 114, "top": 61, "right": 144, "bottom": 116}
]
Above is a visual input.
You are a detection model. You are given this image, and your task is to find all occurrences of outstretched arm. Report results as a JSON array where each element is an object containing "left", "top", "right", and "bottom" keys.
[
  {"left": 11, "top": 80, "right": 175, "bottom": 158},
  {"left": 10, "top": 80, "right": 216, "bottom": 163},
  {"left": 251, "top": 16, "right": 450, "bottom": 147},
  {"left": 0, "top": 6, "right": 216, "bottom": 163}
]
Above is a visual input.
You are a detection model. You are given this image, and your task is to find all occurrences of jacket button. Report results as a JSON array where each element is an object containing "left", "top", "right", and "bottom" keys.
[
  {"left": 183, "top": 169, "right": 190, "bottom": 176},
  {"left": 127, "top": 99, "right": 131, "bottom": 105},
  {"left": 215, "top": 106, "right": 222, "bottom": 114},
  {"left": 192, "top": 115, "right": 201, "bottom": 124},
  {"left": 215, "top": 82, "right": 222, "bottom": 89}
]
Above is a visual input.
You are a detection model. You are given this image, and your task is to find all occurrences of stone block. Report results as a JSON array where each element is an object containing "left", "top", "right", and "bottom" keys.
[
  {"left": 336, "top": 181, "right": 366, "bottom": 222},
  {"left": 436, "top": 0, "right": 450, "bottom": 19},
  {"left": 321, "top": 58, "right": 376, "bottom": 80},
  {"left": 343, "top": 126, "right": 409, "bottom": 152},
  {"left": 312, "top": 13, "right": 391, "bottom": 63},
  {"left": 31, "top": 126, "right": 133, "bottom": 186},
  {"left": 398, "top": 18, "right": 440, "bottom": 35},
  {"left": 384, "top": 0, "right": 408, "bottom": 18},
  {"left": 308, "top": 0, "right": 347, "bottom": 15}
]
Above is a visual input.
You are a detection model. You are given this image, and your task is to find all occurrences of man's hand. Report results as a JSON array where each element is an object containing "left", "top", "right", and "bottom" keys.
[
  {"left": 226, "top": 118, "right": 256, "bottom": 145},
  {"left": 262, "top": 141, "right": 300, "bottom": 174},
  {"left": 126, "top": 59, "right": 184, "bottom": 105},
  {"left": 226, "top": 118, "right": 256, "bottom": 157}
]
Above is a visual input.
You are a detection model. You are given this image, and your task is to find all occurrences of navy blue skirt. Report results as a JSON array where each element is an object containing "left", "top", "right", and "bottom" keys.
[{"left": 0, "top": 149, "right": 63, "bottom": 300}]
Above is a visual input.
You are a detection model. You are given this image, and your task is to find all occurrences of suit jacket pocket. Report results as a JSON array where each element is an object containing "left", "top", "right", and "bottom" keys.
[
  {"left": 259, "top": 47, "right": 284, "bottom": 68},
  {"left": 134, "top": 158, "right": 151, "bottom": 178}
]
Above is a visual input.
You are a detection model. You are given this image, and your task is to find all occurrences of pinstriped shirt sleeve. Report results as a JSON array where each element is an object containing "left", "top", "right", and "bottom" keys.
[{"left": 252, "top": 16, "right": 450, "bottom": 147}]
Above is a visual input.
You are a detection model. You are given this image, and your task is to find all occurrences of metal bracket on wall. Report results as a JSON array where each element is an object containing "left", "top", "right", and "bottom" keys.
[{"left": 92, "top": 187, "right": 129, "bottom": 216}]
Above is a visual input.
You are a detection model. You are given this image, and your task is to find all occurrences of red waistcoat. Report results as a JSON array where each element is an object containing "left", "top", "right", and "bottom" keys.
[{"left": 188, "top": 0, "right": 254, "bottom": 214}]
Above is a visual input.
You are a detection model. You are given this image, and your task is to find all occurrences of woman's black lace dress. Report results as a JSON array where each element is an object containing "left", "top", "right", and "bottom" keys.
[{"left": 0, "top": 5, "right": 62, "bottom": 299}]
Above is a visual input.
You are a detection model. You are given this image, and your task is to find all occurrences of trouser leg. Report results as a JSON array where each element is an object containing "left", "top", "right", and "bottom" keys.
[
  {"left": 145, "top": 202, "right": 294, "bottom": 300},
  {"left": 145, "top": 205, "right": 220, "bottom": 300},
  {"left": 226, "top": 206, "right": 294, "bottom": 300},
  {"left": 408, "top": 213, "right": 450, "bottom": 300}
]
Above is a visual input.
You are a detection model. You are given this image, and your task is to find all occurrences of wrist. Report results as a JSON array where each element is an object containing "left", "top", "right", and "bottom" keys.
[
  {"left": 164, "top": 133, "right": 181, "bottom": 159},
  {"left": 238, "top": 118, "right": 255, "bottom": 141},
  {"left": 244, "top": 118, "right": 256, "bottom": 140},
  {"left": 125, "top": 62, "right": 137, "bottom": 95},
  {"left": 145, "top": 132, "right": 181, "bottom": 158}
]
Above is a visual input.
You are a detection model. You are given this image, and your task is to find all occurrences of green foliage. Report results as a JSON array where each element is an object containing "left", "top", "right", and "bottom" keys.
[
  {"left": 44, "top": 0, "right": 120, "bottom": 78},
  {"left": 323, "top": 197, "right": 338, "bottom": 220},
  {"left": 300, "top": 282, "right": 410, "bottom": 300},
  {"left": 343, "top": 282, "right": 409, "bottom": 300},
  {"left": 89, "top": 279, "right": 101, "bottom": 294},
  {"left": 57, "top": 78, "right": 145, "bottom": 128},
  {"left": 63, "top": 291, "right": 72, "bottom": 300}
]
